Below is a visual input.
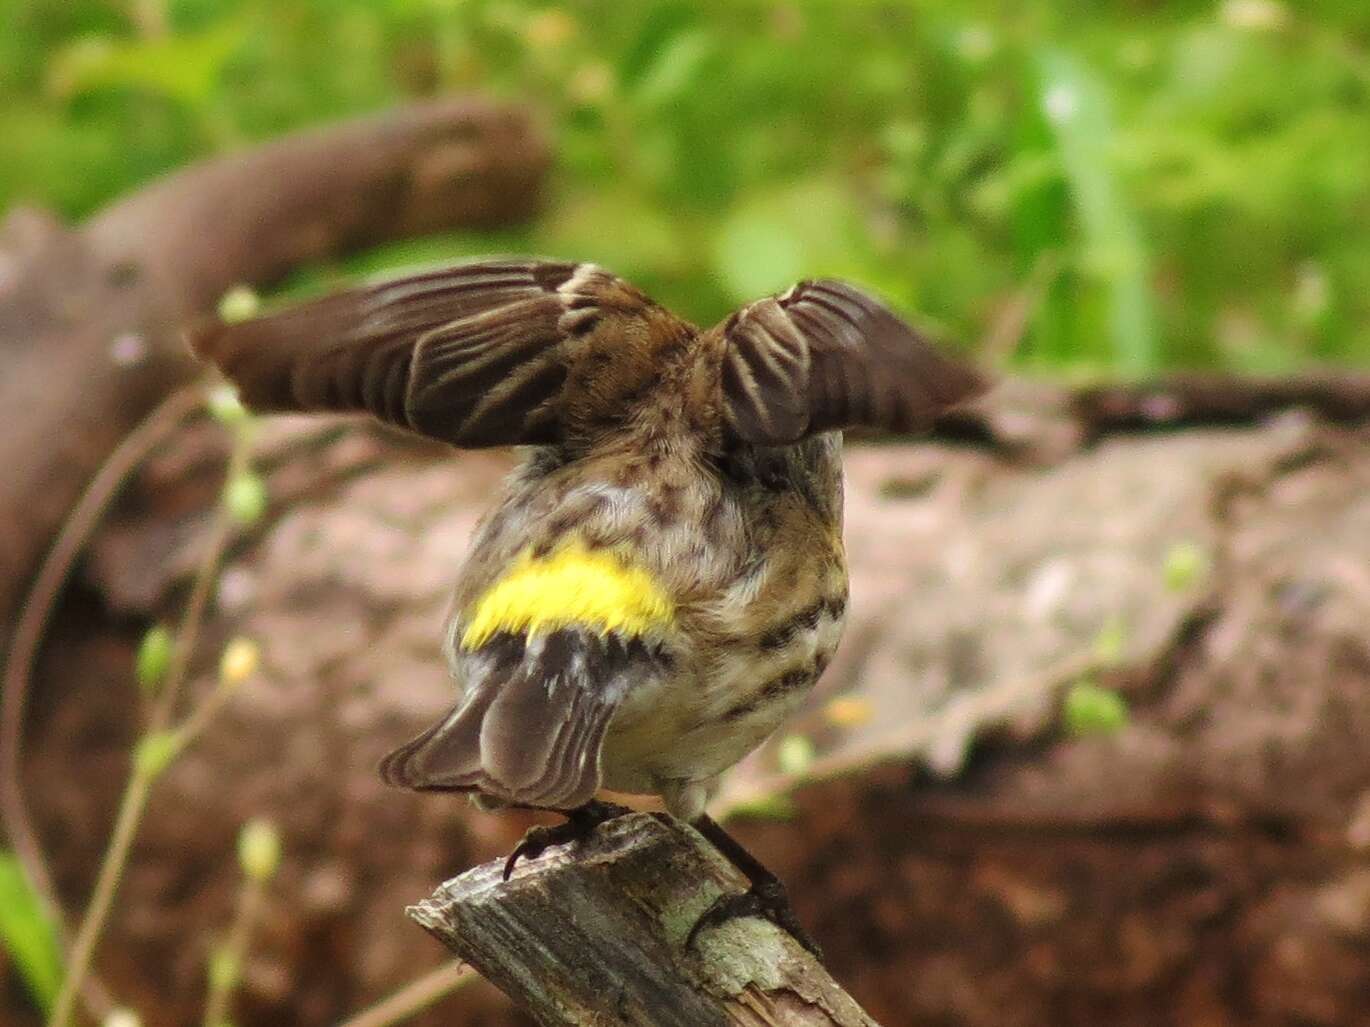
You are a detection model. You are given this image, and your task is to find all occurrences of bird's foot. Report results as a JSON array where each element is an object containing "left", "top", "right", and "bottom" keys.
[
  {"left": 685, "top": 812, "right": 821, "bottom": 957},
  {"left": 502, "top": 799, "right": 633, "bottom": 881},
  {"left": 687, "top": 875, "right": 822, "bottom": 957}
]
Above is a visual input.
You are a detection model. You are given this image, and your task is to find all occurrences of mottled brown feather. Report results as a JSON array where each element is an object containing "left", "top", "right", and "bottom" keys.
[
  {"left": 718, "top": 279, "right": 989, "bottom": 445},
  {"left": 186, "top": 259, "right": 668, "bottom": 448}
]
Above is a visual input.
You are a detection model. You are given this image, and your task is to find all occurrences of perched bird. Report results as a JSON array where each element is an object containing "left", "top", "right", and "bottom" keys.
[{"left": 189, "top": 259, "right": 986, "bottom": 952}]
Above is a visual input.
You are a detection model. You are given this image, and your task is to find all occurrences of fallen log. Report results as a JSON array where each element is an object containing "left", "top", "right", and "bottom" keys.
[{"left": 0, "top": 95, "right": 549, "bottom": 627}]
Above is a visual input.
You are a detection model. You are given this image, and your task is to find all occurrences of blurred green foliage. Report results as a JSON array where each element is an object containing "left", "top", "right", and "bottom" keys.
[
  {"left": 0, "top": 851, "right": 63, "bottom": 1011},
  {"left": 3, "top": 0, "right": 1369, "bottom": 372}
]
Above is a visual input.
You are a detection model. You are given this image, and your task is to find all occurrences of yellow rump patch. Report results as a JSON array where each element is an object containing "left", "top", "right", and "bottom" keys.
[{"left": 460, "top": 540, "right": 675, "bottom": 650}]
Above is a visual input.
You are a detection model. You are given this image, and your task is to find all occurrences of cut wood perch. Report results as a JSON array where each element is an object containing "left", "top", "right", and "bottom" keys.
[{"left": 409, "top": 812, "right": 877, "bottom": 1027}]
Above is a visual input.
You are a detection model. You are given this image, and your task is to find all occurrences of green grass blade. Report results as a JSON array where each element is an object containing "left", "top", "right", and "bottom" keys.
[
  {"left": 1036, "top": 48, "right": 1159, "bottom": 375},
  {"left": 0, "top": 851, "right": 65, "bottom": 1012}
]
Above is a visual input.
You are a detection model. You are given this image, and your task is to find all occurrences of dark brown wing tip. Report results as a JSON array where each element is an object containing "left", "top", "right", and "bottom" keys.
[
  {"left": 933, "top": 352, "right": 995, "bottom": 409},
  {"left": 811, "top": 278, "right": 993, "bottom": 421}
]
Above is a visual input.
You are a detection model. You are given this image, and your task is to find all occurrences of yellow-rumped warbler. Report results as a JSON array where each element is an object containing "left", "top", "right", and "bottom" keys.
[{"left": 189, "top": 259, "right": 986, "bottom": 952}]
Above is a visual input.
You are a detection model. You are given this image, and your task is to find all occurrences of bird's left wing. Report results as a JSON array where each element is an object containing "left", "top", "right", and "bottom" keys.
[
  {"left": 715, "top": 279, "right": 989, "bottom": 445},
  {"left": 187, "top": 259, "right": 642, "bottom": 448}
]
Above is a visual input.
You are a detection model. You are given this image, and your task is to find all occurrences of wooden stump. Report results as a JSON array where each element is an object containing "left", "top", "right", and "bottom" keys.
[{"left": 410, "top": 813, "right": 878, "bottom": 1027}]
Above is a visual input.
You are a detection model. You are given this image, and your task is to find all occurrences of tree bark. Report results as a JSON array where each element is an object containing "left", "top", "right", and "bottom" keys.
[{"left": 410, "top": 812, "right": 878, "bottom": 1027}]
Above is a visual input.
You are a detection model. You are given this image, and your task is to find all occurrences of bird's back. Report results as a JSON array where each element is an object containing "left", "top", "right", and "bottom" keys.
[
  {"left": 187, "top": 257, "right": 985, "bottom": 818},
  {"left": 402, "top": 428, "right": 846, "bottom": 818}
]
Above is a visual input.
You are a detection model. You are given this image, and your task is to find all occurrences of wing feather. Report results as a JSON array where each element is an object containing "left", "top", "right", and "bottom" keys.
[
  {"left": 187, "top": 258, "right": 643, "bottom": 448},
  {"left": 718, "top": 279, "right": 989, "bottom": 444}
]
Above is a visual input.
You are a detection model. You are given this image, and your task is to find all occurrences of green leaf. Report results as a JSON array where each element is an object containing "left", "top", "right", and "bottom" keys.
[
  {"left": 713, "top": 179, "right": 870, "bottom": 305},
  {"left": 1035, "top": 49, "right": 1158, "bottom": 375},
  {"left": 539, "top": 192, "right": 685, "bottom": 280},
  {"left": 0, "top": 852, "right": 64, "bottom": 1012},
  {"left": 47, "top": 24, "right": 246, "bottom": 106},
  {"left": 1063, "top": 680, "right": 1130, "bottom": 737},
  {"left": 630, "top": 29, "right": 715, "bottom": 110}
]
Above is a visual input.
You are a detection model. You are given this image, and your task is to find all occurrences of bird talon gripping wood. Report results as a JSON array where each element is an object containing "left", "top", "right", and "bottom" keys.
[
  {"left": 502, "top": 799, "right": 632, "bottom": 880},
  {"left": 189, "top": 258, "right": 987, "bottom": 949}
]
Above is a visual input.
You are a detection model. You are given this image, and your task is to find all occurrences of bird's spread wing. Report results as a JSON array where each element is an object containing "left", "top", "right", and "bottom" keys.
[
  {"left": 716, "top": 279, "right": 989, "bottom": 445},
  {"left": 187, "top": 259, "right": 646, "bottom": 448},
  {"left": 379, "top": 630, "right": 668, "bottom": 809}
]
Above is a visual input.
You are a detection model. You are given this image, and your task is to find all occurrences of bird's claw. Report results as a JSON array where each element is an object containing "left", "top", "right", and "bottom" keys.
[
  {"left": 502, "top": 800, "right": 633, "bottom": 881},
  {"left": 502, "top": 824, "right": 562, "bottom": 880},
  {"left": 687, "top": 878, "right": 822, "bottom": 958}
]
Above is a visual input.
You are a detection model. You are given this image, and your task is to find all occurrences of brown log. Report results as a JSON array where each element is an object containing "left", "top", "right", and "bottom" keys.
[
  {"left": 0, "top": 96, "right": 549, "bottom": 627},
  {"left": 409, "top": 812, "right": 878, "bottom": 1027}
]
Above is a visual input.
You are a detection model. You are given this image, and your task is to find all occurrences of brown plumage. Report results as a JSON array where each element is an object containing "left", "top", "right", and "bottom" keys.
[{"left": 189, "top": 257, "right": 987, "bottom": 950}]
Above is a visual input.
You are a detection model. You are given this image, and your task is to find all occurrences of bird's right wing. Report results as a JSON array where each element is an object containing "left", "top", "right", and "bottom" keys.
[
  {"left": 187, "top": 259, "right": 650, "bottom": 448},
  {"left": 715, "top": 279, "right": 989, "bottom": 445}
]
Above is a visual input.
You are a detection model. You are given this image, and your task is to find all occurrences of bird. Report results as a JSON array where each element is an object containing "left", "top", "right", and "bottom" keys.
[{"left": 188, "top": 258, "right": 987, "bottom": 954}]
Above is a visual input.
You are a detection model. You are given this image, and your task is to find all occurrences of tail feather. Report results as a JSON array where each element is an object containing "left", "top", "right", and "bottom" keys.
[{"left": 378, "top": 630, "right": 657, "bottom": 811}]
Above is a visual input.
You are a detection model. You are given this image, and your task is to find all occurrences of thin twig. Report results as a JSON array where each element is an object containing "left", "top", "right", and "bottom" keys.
[
  {"left": 335, "top": 962, "right": 473, "bottom": 1027},
  {"left": 46, "top": 769, "right": 154, "bottom": 1027},
  {"left": 0, "top": 384, "right": 206, "bottom": 1020},
  {"left": 149, "top": 432, "right": 250, "bottom": 732},
  {"left": 173, "top": 667, "right": 248, "bottom": 755},
  {"left": 49, "top": 411, "right": 252, "bottom": 1027},
  {"left": 201, "top": 875, "right": 267, "bottom": 1027}
]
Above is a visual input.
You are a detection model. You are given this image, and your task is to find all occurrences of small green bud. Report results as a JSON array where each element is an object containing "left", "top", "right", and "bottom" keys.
[
  {"left": 218, "top": 637, "right": 261, "bottom": 687},
  {"left": 237, "top": 818, "right": 282, "bottom": 883},
  {"left": 217, "top": 285, "right": 260, "bottom": 324},
  {"left": 1093, "top": 615, "right": 1127, "bottom": 666},
  {"left": 1163, "top": 541, "right": 1207, "bottom": 592},
  {"left": 223, "top": 472, "right": 268, "bottom": 526},
  {"left": 133, "top": 730, "right": 181, "bottom": 780},
  {"left": 776, "top": 734, "right": 815, "bottom": 776},
  {"left": 1063, "top": 680, "right": 1129, "bottom": 737},
  {"left": 135, "top": 624, "right": 174, "bottom": 695},
  {"left": 206, "top": 385, "right": 251, "bottom": 427},
  {"left": 208, "top": 946, "right": 240, "bottom": 992},
  {"left": 103, "top": 1009, "right": 143, "bottom": 1027}
]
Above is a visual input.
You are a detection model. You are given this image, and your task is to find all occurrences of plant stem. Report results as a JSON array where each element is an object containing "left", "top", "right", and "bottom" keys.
[
  {"left": 335, "top": 962, "right": 473, "bottom": 1027},
  {"left": 0, "top": 385, "right": 205, "bottom": 1023},
  {"left": 48, "top": 417, "right": 254, "bottom": 1027},
  {"left": 150, "top": 432, "right": 250, "bottom": 732},
  {"left": 201, "top": 876, "right": 266, "bottom": 1027},
  {"left": 46, "top": 769, "right": 154, "bottom": 1027}
]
